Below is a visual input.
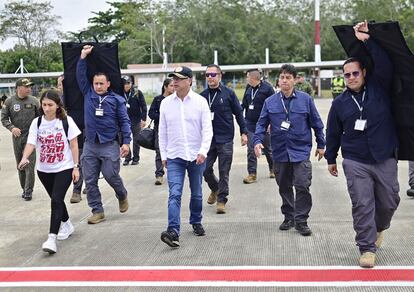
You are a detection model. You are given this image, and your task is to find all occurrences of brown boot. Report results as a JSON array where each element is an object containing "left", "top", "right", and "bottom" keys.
[
  {"left": 207, "top": 190, "right": 219, "bottom": 204},
  {"left": 359, "top": 252, "right": 376, "bottom": 268},
  {"left": 375, "top": 231, "right": 384, "bottom": 248},
  {"left": 119, "top": 198, "right": 129, "bottom": 213},
  {"left": 87, "top": 212, "right": 105, "bottom": 224},
  {"left": 70, "top": 192, "right": 82, "bottom": 204},
  {"left": 216, "top": 202, "right": 226, "bottom": 214},
  {"left": 155, "top": 176, "right": 163, "bottom": 185},
  {"left": 243, "top": 174, "right": 257, "bottom": 184}
]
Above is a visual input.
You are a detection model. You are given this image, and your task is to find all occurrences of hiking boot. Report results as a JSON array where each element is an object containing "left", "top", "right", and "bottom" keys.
[
  {"left": 243, "top": 174, "right": 257, "bottom": 184},
  {"left": 70, "top": 192, "right": 82, "bottom": 204},
  {"left": 216, "top": 202, "right": 226, "bottom": 214},
  {"left": 87, "top": 212, "right": 105, "bottom": 224},
  {"left": 192, "top": 224, "right": 206, "bottom": 236},
  {"left": 295, "top": 222, "right": 312, "bottom": 236},
  {"left": 207, "top": 190, "right": 219, "bottom": 204},
  {"left": 23, "top": 191, "right": 32, "bottom": 201},
  {"left": 375, "top": 231, "right": 384, "bottom": 248},
  {"left": 407, "top": 187, "right": 414, "bottom": 197},
  {"left": 161, "top": 230, "right": 180, "bottom": 248},
  {"left": 119, "top": 198, "right": 129, "bottom": 213},
  {"left": 279, "top": 219, "right": 295, "bottom": 231},
  {"left": 131, "top": 160, "right": 139, "bottom": 165},
  {"left": 57, "top": 220, "right": 75, "bottom": 240},
  {"left": 269, "top": 171, "right": 275, "bottom": 178},
  {"left": 155, "top": 176, "right": 163, "bottom": 185},
  {"left": 359, "top": 252, "right": 376, "bottom": 268},
  {"left": 42, "top": 234, "right": 57, "bottom": 254},
  {"left": 123, "top": 160, "right": 130, "bottom": 166}
]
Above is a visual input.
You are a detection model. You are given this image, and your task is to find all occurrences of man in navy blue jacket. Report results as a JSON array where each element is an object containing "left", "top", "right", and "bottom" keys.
[
  {"left": 242, "top": 69, "right": 275, "bottom": 184},
  {"left": 325, "top": 21, "right": 400, "bottom": 268},
  {"left": 200, "top": 64, "right": 248, "bottom": 214},
  {"left": 77, "top": 45, "right": 131, "bottom": 224},
  {"left": 122, "top": 75, "right": 147, "bottom": 166},
  {"left": 254, "top": 64, "right": 325, "bottom": 237}
]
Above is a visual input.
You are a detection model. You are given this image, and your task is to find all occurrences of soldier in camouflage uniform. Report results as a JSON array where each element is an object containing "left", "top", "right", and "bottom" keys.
[
  {"left": 1, "top": 78, "right": 40, "bottom": 201},
  {"left": 295, "top": 72, "right": 314, "bottom": 97}
]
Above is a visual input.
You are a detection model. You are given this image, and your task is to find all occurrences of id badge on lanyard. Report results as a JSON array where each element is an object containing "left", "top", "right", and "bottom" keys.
[
  {"left": 96, "top": 95, "right": 108, "bottom": 117},
  {"left": 352, "top": 91, "right": 367, "bottom": 131}
]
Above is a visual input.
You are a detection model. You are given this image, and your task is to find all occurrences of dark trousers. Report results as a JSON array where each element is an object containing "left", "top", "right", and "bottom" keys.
[
  {"left": 409, "top": 161, "right": 414, "bottom": 188},
  {"left": 82, "top": 141, "right": 128, "bottom": 214},
  {"left": 247, "top": 130, "right": 272, "bottom": 174},
  {"left": 154, "top": 129, "right": 164, "bottom": 177},
  {"left": 72, "top": 148, "right": 84, "bottom": 193},
  {"left": 203, "top": 141, "right": 233, "bottom": 203},
  {"left": 37, "top": 169, "right": 73, "bottom": 234},
  {"left": 125, "top": 122, "right": 141, "bottom": 162},
  {"left": 342, "top": 158, "right": 400, "bottom": 253},
  {"left": 274, "top": 161, "right": 312, "bottom": 223}
]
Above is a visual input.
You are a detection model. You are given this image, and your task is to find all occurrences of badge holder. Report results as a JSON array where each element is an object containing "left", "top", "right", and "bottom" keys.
[{"left": 281, "top": 120, "right": 291, "bottom": 131}]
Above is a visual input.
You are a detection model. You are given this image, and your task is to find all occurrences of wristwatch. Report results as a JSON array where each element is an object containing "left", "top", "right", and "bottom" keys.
[{"left": 73, "top": 164, "right": 80, "bottom": 168}]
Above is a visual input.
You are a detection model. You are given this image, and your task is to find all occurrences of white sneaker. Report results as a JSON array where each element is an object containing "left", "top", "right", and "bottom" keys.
[
  {"left": 42, "top": 234, "right": 57, "bottom": 254},
  {"left": 57, "top": 220, "right": 74, "bottom": 240}
]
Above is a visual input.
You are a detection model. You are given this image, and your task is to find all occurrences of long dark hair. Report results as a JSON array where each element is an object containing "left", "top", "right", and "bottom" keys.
[
  {"left": 40, "top": 89, "right": 67, "bottom": 120},
  {"left": 161, "top": 78, "right": 173, "bottom": 95}
]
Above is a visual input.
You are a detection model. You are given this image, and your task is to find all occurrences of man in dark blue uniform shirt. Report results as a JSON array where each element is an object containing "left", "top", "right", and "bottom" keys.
[
  {"left": 254, "top": 64, "right": 325, "bottom": 237},
  {"left": 325, "top": 21, "right": 400, "bottom": 268},
  {"left": 241, "top": 69, "right": 275, "bottom": 184},
  {"left": 122, "top": 75, "right": 147, "bottom": 166},
  {"left": 76, "top": 45, "right": 131, "bottom": 224},
  {"left": 200, "top": 64, "right": 248, "bottom": 214}
]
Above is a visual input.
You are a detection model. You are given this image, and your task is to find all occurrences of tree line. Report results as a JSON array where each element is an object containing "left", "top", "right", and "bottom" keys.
[{"left": 0, "top": 0, "right": 413, "bottom": 74}]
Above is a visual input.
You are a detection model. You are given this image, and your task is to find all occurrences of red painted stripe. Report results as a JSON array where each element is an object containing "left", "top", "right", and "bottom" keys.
[
  {"left": 1, "top": 269, "right": 414, "bottom": 282},
  {"left": 315, "top": 21, "right": 320, "bottom": 44}
]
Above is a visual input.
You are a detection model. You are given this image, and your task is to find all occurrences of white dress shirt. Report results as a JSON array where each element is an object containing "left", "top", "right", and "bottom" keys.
[{"left": 159, "top": 89, "right": 213, "bottom": 162}]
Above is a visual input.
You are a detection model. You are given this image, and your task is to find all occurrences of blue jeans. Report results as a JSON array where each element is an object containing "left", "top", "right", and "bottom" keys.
[{"left": 166, "top": 158, "right": 206, "bottom": 236}]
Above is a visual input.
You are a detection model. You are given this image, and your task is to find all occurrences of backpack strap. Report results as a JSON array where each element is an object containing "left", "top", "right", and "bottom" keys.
[
  {"left": 37, "top": 115, "right": 42, "bottom": 128},
  {"left": 62, "top": 117, "right": 69, "bottom": 139}
]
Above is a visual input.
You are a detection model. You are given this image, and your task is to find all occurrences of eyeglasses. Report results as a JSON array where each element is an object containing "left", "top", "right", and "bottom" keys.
[
  {"left": 343, "top": 71, "right": 360, "bottom": 79},
  {"left": 205, "top": 73, "right": 219, "bottom": 78}
]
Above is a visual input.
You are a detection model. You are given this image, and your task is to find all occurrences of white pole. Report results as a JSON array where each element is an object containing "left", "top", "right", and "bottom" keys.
[
  {"left": 314, "top": 0, "right": 321, "bottom": 97},
  {"left": 214, "top": 50, "right": 218, "bottom": 65},
  {"left": 265, "top": 48, "right": 269, "bottom": 64},
  {"left": 20, "top": 58, "right": 24, "bottom": 74}
]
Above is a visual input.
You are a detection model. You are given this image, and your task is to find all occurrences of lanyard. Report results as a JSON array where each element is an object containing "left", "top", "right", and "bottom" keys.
[
  {"left": 98, "top": 95, "right": 108, "bottom": 108},
  {"left": 208, "top": 92, "right": 218, "bottom": 109},
  {"left": 124, "top": 92, "right": 131, "bottom": 103},
  {"left": 250, "top": 86, "right": 260, "bottom": 103},
  {"left": 351, "top": 90, "right": 366, "bottom": 119},
  {"left": 280, "top": 96, "right": 292, "bottom": 121}
]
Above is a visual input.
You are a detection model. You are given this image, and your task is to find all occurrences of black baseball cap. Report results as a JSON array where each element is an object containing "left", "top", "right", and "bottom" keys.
[{"left": 168, "top": 66, "right": 193, "bottom": 79}]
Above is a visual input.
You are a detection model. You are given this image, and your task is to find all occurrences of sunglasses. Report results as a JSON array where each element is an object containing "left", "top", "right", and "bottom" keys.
[
  {"left": 205, "top": 73, "right": 219, "bottom": 78},
  {"left": 344, "top": 71, "right": 360, "bottom": 79}
]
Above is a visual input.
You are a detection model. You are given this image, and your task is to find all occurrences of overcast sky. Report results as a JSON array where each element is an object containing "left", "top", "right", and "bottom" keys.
[{"left": 0, "top": 0, "right": 113, "bottom": 49}]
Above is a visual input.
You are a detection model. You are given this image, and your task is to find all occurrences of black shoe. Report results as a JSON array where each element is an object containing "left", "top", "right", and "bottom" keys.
[
  {"left": 21, "top": 191, "right": 25, "bottom": 198},
  {"left": 192, "top": 224, "right": 205, "bottom": 236},
  {"left": 23, "top": 191, "right": 32, "bottom": 201},
  {"left": 161, "top": 230, "right": 180, "bottom": 247},
  {"left": 131, "top": 161, "right": 139, "bottom": 165},
  {"left": 295, "top": 222, "right": 312, "bottom": 236},
  {"left": 123, "top": 160, "right": 130, "bottom": 166},
  {"left": 279, "top": 219, "right": 294, "bottom": 231},
  {"left": 407, "top": 188, "right": 414, "bottom": 197},
  {"left": 82, "top": 188, "right": 87, "bottom": 195}
]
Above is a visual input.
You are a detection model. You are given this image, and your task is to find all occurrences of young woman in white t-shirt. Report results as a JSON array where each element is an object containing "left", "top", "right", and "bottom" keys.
[{"left": 18, "top": 89, "right": 81, "bottom": 254}]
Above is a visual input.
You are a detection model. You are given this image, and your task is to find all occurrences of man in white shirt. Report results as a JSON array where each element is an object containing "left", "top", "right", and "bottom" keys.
[{"left": 158, "top": 66, "right": 213, "bottom": 248}]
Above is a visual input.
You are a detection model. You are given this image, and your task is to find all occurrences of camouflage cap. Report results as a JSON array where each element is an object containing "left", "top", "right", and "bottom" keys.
[
  {"left": 16, "top": 78, "right": 34, "bottom": 87},
  {"left": 297, "top": 72, "right": 306, "bottom": 77}
]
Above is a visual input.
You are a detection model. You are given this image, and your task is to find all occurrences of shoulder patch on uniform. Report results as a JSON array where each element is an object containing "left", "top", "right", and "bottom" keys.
[{"left": 13, "top": 104, "right": 21, "bottom": 112}]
